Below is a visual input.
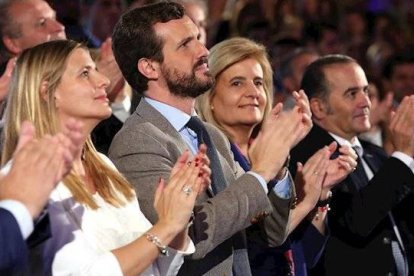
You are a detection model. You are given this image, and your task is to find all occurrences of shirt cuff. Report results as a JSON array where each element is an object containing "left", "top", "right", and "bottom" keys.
[
  {"left": 392, "top": 151, "right": 414, "bottom": 173},
  {"left": 246, "top": 171, "right": 268, "bottom": 194},
  {"left": 174, "top": 237, "right": 196, "bottom": 255},
  {"left": 272, "top": 171, "right": 292, "bottom": 199},
  {"left": 0, "top": 199, "right": 34, "bottom": 239}
]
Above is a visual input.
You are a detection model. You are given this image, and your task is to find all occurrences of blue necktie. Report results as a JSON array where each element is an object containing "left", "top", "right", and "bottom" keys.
[{"left": 186, "top": 116, "right": 227, "bottom": 195}]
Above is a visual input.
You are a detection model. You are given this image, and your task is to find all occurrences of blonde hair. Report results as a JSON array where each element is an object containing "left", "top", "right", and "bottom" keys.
[
  {"left": 196, "top": 37, "right": 274, "bottom": 138},
  {"left": 2, "top": 40, "right": 134, "bottom": 209}
]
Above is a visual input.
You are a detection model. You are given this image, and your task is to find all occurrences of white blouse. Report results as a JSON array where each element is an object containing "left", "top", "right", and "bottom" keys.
[{"left": 2, "top": 155, "right": 194, "bottom": 275}]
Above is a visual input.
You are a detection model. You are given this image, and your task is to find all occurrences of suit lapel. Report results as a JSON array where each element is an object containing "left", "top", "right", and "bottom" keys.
[
  {"left": 135, "top": 99, "right": 191, "bottom": 154},
  {"left": 362, "top": 151, "right": 381, "bottom": 173},
  {"left": 136, "top": 100, "right": 215, "bottom": 198}
]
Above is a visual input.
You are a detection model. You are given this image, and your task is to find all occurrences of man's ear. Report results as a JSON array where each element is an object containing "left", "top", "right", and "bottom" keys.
[
  {"left": 137, "top": 58, "right": 159, "bottom": 80},
  {"left": 2, "top": 36, "right": 23, "bottom": 56},
  {"left": 310, "top": 97, "right": 327, "bottom": 120}
]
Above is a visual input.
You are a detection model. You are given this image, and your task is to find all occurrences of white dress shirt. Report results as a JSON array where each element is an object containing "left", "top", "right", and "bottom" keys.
[{"left": 2, "top": 154, "right": 194, "bottom": 276}]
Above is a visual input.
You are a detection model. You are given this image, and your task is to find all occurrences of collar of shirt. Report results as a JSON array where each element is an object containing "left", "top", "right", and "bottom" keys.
[
  {"left": 111, "top": 95, "right": 131, "bottom": 113},
  {"left": 329, "top": 132, "right": 363, "bottom": 156},
  {"left": 144, "top": 97, "right": 196, "bottom": 130},
  {"left": 111, "top": 95, "right": 131, "bottom": 123},
  {"left": 144, "top": 97, "right": 198, "bottom": 152}
]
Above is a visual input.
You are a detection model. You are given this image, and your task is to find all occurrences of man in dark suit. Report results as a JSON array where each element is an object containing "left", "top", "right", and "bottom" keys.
[
  {"left": 0, "top": 120, "right": 82, "bottom": 274},
  {"left": 290, "top": 54, "right": 414, "bottom": 276},
  {"left": 109, "top": 2, "right": 314, "bottom": 275}
]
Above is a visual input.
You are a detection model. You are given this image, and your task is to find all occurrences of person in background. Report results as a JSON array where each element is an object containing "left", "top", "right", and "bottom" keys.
[
  {"left": 278, "top": 48, "right": 319, "bottom": 108},
  {"left": 78, "top": 0, "right": 126, "bottom": 48},
  {"left": 358, "top": 76, "right": 393, "bottom": 149},
  {"left": 174, "top": 0, "right": 207, "bottom": 45},
  {"left": 0, "top": 0, "right": 124, "bottom": 122},
  {"left": 382, "top": 52, "right": 414, "bottom": 104},
  {"left": 2, "top": 39, "right": 210, "bottom": 275}
]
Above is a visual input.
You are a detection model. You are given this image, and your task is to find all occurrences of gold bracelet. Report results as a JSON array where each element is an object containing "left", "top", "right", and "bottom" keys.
[{"left": 145, "top": 233, "right": 169, "bottom": 256}]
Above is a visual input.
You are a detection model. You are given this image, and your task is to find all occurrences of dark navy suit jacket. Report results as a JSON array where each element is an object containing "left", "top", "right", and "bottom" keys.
[
  {"left": 290, "top": 124, "right": 414, "bottom": 276},
  {"left": 0, "top": 208, "right": 28, "bottom": 274}
]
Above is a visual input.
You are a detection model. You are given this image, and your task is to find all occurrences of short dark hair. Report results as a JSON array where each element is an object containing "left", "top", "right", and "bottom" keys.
[
  {"left": 300, "top": 54, "right": 356, "bottom": 100},
  {"left": 112, "top": 1, "right": 185, "bottom": 94},
  {"left": 382, "top": 52, "right": 414, "bottom": 80}
]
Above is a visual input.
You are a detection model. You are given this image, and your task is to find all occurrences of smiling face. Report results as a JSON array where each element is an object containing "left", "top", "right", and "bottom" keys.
[
  {"left": 54, "top": 48, "right": 111, "bottom": 127},
  {"left": 154, "top": 15, "right": 213, "bottom": 98},
  {"left": 211, "top": 58, "right": 267, "bottom": 130},
  {"left": 320, "top": 62, "right": 371, "bottom": 140}
]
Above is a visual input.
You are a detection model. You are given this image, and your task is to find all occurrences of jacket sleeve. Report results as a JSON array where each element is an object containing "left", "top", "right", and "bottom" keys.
[
  {"left": 110, "top": 123, "right": 292, "bottom": 258},
  {"left": 0, "top": 208, "right": 28, "bottom": 274}
]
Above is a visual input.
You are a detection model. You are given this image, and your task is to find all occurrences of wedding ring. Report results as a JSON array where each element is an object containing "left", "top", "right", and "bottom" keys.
[{"left": 182, "top": 186, "right": 192, "bottom": 195}]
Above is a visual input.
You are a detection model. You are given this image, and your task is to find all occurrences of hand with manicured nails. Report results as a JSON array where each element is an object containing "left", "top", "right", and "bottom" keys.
[{"left": 154, "top": 151, "right": 203, "bottom": 234}]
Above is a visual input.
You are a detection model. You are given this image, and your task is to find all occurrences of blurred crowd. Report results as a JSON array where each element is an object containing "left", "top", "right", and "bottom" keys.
[{"left": 1, "top": 1, "right": 414, "bottom": 276}]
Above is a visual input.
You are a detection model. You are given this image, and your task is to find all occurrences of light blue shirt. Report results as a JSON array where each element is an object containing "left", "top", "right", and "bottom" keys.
[{"left": 145, "top": 97, "right": 292, "bottom": 198}]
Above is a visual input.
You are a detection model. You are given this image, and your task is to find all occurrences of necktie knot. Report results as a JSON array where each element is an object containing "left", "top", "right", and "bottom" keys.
[
  {"left": 185, "top": 116, "right": 226, "bottom": 195},
  {"left": 186, "top": 116, "right": 205, "bottom": 134},
  {"left": 352, "top": 144, "right": 363, "bottom": 159}
]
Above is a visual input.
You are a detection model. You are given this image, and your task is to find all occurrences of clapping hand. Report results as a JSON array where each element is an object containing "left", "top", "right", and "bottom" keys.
[
  {"left": 0, "top": 119, "right": 83, "bottom": 219},
  {"left": 322, "top": 142, "right": 357, "bottom": 191},
  {"left": 154, "top": 152, "right": 203, "bottom": 234}
]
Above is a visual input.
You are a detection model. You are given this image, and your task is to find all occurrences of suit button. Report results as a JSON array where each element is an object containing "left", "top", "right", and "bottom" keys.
[
  {"left": 387, "top": 272, "right": 394, "bottom": 276},
  {"left": 383, "top": 237, "right": 391, "bottom": 244}
]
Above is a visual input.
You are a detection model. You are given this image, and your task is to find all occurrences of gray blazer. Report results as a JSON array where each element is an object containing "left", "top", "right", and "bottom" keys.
[{"left": 109, "top": 99, "right": 293, "bottom": 275}]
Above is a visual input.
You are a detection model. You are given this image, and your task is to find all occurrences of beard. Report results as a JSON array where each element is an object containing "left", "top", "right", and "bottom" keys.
[{"left": 161, "top": 57, "right": 214, "bottom": 98}]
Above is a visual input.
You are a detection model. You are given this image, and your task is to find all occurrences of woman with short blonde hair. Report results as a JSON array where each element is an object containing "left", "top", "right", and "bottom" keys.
[
  {"left": 196, "top": 37, "right": 356, "bottom": 276},
  {"left": 197, "top": 37, "right": 273, "bottom": 139}
]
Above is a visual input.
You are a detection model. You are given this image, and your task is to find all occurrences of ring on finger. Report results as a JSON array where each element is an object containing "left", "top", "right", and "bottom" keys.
[{"left": 182, "top": 185, "right": 192, "bottom": 196}]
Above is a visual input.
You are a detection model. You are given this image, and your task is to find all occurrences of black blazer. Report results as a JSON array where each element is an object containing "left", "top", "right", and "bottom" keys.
[
  {"left": 0, "top": 208, "right": 28, "bottom": 274},
  {"left": 92, "top": 93, "right": 141, "bottom": 155},
  {"left": 290, "top": 124, "right": 414, "bottom": 276}
]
